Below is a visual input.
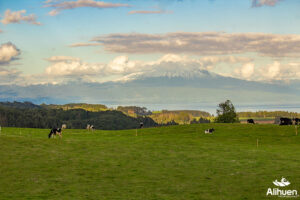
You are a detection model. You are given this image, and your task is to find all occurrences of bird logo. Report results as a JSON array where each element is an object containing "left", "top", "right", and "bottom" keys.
[{"left": 273, "top": 177, "right": 290, "bottom": 187}]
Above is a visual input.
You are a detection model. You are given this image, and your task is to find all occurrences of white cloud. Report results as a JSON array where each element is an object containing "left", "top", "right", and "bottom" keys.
[
  {"left": 263, "top": 61, "right": 281, "bottom": 79},
  {"left": 44, "top": 0, "right": 130, "bottom": 16},
  {"left": 72, "top": 32, "right": 300, "bottom": 57},
  {"left": 69, "top": 43, "right": 102, "bottom": 47},
  {"left": 0, "top": 42, "right": 21, "bottom": 65},
  {"left": 252, "top": 0, "right": 282, "bottom": 7},
  {"left": 1, "top": 9, "right": 41, "bottom": 25},
  {"left": 128, "top": 10, "right": 172, "bottom": 15},
  {"left": 46, "top": 56, "right": 80, "bottom": 62},
  {"left": 234, "top": 63, "right": 255, "bottom": 79},
  {"left": 259, "top": 61, "right": 300, "bottom": 81},
  {"left": 48, "top": 9, "right": 60, "bottom": 16},
  {"left": 107, "top": 56, "right": 138, "bottom": 72},
  {"left": 45, "top": 60, "right": 104, "bottom": 76},
  {"left": 231, "top": 61, "right": 300, "bottom": 82}
]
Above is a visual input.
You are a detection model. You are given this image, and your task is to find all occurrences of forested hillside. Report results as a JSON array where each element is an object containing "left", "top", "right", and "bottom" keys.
[
  {"left": 44, "top": 103, "right": 108, "bottom": 112},
  {"left": 0, "top": 104, "right": 157, "bottom": 130},
  {"left": 117, "top": 106, "right": 152, "bottom": 117},
  {"left": 0, "top": 101, "right": 41, "bottom": 109}
]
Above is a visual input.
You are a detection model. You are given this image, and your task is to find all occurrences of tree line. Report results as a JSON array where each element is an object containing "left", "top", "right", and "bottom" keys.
[
  {"left": 0, "top": 104, "right": 157, "bottom": 130},
  {"left": 238, "top": 111, "right": 300, "bottom": 118}
]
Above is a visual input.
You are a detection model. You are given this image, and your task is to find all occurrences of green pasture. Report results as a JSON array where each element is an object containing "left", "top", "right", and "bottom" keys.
[{"left": 0, "top": 124, "right": 299, "bottom": 199}]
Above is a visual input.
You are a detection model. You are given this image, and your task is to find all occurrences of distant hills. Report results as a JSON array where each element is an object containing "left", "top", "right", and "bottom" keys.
[
  {"left": 0, "top": 101, "right": 41, "bottom": 109},
  {"left": 1, "top": 74, "right": 300, "bottom": 113}
]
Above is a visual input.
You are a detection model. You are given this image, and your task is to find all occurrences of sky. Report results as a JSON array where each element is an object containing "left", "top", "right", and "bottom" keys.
[{"left": 0, "top": 0, "right": 300, "bottom": 111}]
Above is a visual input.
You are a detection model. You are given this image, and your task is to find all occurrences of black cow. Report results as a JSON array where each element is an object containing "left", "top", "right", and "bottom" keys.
[
  {"left": 247, "top": 119, "right": 255, "bottom": 124},
  {"left": 279, "top": 118, "right": 293, "bottom": 125},
  {"left": 48, "top": 128, "right": 62, "bottom": 138}
]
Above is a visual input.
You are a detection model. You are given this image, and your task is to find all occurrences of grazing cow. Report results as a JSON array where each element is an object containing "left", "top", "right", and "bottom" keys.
[
  {"left": 293, "top": 118, "right": 300, "bottom": 125},
  {"left": 140, "top": 122, "right": 144, "bottom": 128},
  {"left": 90, "top": 125, "right": 95, "bottom": 131},
  {"left": 48, "top": 128, "right": 62, "bottom": 138},
  {"left": 279, "top": 118, "right": 293, "bottom": 125},
  {"left": 247, "top": 119, "right": 255, "bottom": 124},
  {"left": 87, "top": 124, "right": 95, "bottom": 131},
  {"left": 205, "top": 128, "right": 215, "bottom": 134},
  {"left": 62, "top": 124, "right": 67, "bottom": 129}
]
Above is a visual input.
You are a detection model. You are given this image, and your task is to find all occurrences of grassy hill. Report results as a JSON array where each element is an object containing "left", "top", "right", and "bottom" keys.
[{"left": 0, "top": 124, "right": 299, "bottom": 199}]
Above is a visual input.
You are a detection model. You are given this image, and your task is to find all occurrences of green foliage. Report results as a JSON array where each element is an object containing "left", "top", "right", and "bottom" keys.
[
  {"left": 1, "top": 125, "right": 300, "bottom": 199},
  {"left": 190, "top": 117, "right": 210, "bottom": 124},
  {"left": 150, "top": 110, "right": 211, "bottom": 124},
  {"left": 117, "top": 106, "right": 152, "bottom": 117},
  {"left": 0, "top": 101, "right": 40, "bottom": 109},
  {"left": 44, "top": 103, "right": 108, "bottom": 112},
  {"left": 215, "top": 100, "right": 239, "bottom": 123},
  {"left": 0, "top": 105, "right": 157, "bottom": 130}
]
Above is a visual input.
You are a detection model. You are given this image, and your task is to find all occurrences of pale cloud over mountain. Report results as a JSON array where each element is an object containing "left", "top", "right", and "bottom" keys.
[{"left": 2, "top": 53, "right": 298, "bottom": 86}]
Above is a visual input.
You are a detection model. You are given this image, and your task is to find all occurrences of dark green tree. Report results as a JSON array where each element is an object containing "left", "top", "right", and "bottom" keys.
[{"left": 215, "top": 100, "right": 239, "bottom": 123}]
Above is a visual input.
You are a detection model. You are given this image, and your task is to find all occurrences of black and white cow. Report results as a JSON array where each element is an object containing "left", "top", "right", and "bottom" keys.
[
  {"left": 247, "top": 119, "right": 255, "bottom": 124},
  {"left": 205, "top": 128, "right": 215, "bottom": 134},
  {"left": 140, "top": 122, "right": 144, "bottom": 128},
  {"left": 293, "top": 118, "right": 300, "bottom": 125},
  {"left": 279, "top": 118, "right": 293, "bottom": 125},
  {"left": 48, "top": 128, "right": 62, "bottom": 138}
]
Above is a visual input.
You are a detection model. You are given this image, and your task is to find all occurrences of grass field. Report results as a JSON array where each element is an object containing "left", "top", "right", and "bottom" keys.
[{"left": 0, "top": 124, "right": 299, "bottom": 199}]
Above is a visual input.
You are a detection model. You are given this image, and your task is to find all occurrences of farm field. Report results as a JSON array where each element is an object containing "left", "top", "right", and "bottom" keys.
[{"left": 0, "top": 124, "right": 300, "bottom": 199}]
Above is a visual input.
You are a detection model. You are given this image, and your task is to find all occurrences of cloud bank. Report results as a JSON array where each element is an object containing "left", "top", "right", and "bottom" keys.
[
  {"left": 1, "top": 10, "right": 41, "bottom": 25},
  {"left": 1, "top": 53, "right": 299, "bottom": 86},
  {"left": 72, "top": 32, "right": 300, "bottom": 57}
]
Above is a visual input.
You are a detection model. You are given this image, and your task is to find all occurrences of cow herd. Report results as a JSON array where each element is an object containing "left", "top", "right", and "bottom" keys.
[
  {"left": 48, "top": 117, "right": 299, "bottom": 138},
  {"left": 205, "top": 117, "right": 299, "bottom": 135},
  {"left": 278, "top": 117, "right": 299, "bottom": 125},
  {"left": 247, "top": 117, "right": 300, "bottom": 125}
]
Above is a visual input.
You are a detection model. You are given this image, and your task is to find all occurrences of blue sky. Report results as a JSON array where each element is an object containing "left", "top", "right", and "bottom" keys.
[
  {"left": 1, "top": 0, "right": 300, "bottom": 72},
  {"left": 0, "top": 0, "right": 300, "bottom": 110}
]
